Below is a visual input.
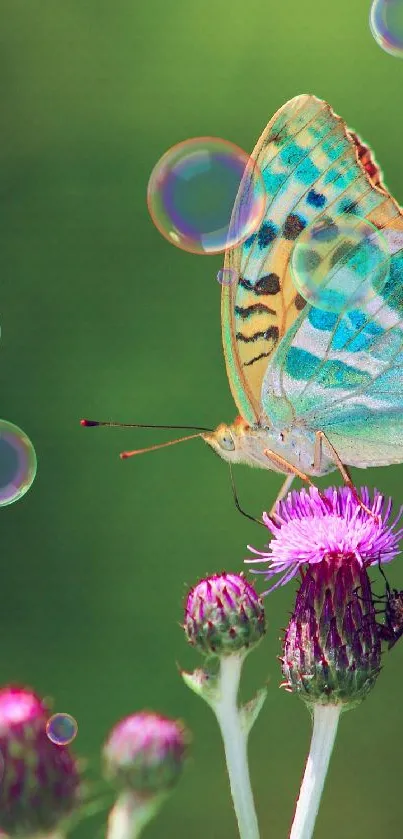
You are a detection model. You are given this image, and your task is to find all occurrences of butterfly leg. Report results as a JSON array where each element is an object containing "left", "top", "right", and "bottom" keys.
[
  {"left": 268, "top": 474, "right": 295, "bottom": 516},
  {"left": 263, "top": 448, "right": 338, "bottom": 518},
  {"left": 229, "top": 465, "right": 266, "bottom": 528},
  {"left": 314, "top": 430, "right": 379, "bottom": 520},
  {"left": 263, "top": 449, "right": 327, "bottom": 518},
  {"left": 263, "top": 448, "right": 316, "bottom": 486}
]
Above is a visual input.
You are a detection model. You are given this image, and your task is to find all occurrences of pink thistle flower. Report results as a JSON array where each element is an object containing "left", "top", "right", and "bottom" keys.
[
  {"left": 0, "top": 685, "right": 81, "bottom": 837},
  {"left": 247, "top": 487, "right": 403, "bottom": 593}
]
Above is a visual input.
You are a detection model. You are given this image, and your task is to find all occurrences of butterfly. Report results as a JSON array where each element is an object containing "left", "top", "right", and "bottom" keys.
[
  {"left": 200, "top": 94, "right": 403, "bottom": 508},
  {"left": 82, "top": 95, "right": 403, "bottom": 514}
]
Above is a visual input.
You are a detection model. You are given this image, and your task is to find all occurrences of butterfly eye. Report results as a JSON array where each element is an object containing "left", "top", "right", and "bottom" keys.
[{"left": 219, "top": 431, "right": 235, "bottom": 451}]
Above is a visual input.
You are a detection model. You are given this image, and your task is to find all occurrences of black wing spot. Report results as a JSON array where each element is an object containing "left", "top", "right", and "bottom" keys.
[
  {"left": 294, "top": 293, "right": 307, "bottom": 311},
  {"left": 236, "top": 326, "right": 280, "bottom": 344},
  {"left": 258, "top": 222, "right": 278, "bottom": 249},
  {"left": 283, "top": 213, "right": 306, "bottom": 240},
  {"left": 239, "top": 274, "right": 280, "bottom": 295},
  {"left": 244, "top": 351, "right": 273, "bottom": 367},
  {"left": 235, "top": 303, "right": 276, "bottom": 319}
]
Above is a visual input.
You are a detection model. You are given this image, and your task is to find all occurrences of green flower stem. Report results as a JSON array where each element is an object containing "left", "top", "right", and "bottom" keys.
[
  {"left": 211, "top": 654, "right": 260, "bottom": 839},
  {"left": 289, "top": 704, "right": 341, "bottom": 839},
  {"left": 106, "top": 791, "right": 166, "bottom": 839}
]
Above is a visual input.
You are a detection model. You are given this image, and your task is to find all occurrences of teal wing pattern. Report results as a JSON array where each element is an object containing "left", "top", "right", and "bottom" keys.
[{"left": 262, "top": 228, "right": 403, "bottom": 466}]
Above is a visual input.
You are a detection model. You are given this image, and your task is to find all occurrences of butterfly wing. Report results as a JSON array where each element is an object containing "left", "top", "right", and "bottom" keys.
[
  {"left": 262, "top": 224, "right": 403, "bottom": 467},
  {"left": 221, "top": 94, "right": 390, "bottom": 427}
]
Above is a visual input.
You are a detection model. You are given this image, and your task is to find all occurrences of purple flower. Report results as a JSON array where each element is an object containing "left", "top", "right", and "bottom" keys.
[
  {"left": 184, "top": 572, "right": 266, "bottom": 655},
  {"left": 103, "top": 712, "right": 189, "bottom": 795},
  {"left": 247, "top": 487, "right": 403, "bottom": 593},
  {"left": 0, "top": 685, "right": 81, "bottom": 837}
]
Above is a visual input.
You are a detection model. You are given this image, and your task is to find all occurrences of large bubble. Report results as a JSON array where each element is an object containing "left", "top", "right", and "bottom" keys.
[
  {"left": 147, "top": 137, "right": 265, "bottom": 255},
  {"left": 0, "top": 420, "right": 37, "bottom": 506},
  {"left": 370, "top": 0, "right": 403, "bottom": 57},
  {"left": 290, "top": 216, "right": 390, "bottom": 313}
]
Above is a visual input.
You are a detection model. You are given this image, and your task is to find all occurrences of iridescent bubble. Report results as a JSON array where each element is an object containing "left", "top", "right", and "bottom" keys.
[
  {"left": 290, "top": 216, "right": 390, "bottom": 313},
  {"left": 217, "top": 268, "right": 238, "bottom": 286},
  {"left": 370, "top": 0, "right": 403, "bottom": 57},
  {"left": 147, "top": 137, "right": 266, "bottom": 255},
  {"left": 0, "top": 420, "right": 37, "bottom": 507},
  {"left": 46, "top": 713, "right": 78, "bottom": 746}
]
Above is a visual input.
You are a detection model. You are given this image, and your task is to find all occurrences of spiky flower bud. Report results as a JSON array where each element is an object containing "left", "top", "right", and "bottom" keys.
[
  {"left": 103, "top": 712, "right": 188, "bottom": 796},
  {"left": 281, "top": 554, "right": 381, "bottom": 708},
  {"left": 0, "top": 685, "right": 81, "bottom": 837},
  {"left": 184, "top": 572, "right": 265, "bottom": 656}
]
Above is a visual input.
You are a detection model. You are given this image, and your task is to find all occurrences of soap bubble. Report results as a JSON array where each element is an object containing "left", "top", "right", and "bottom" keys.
[
  {"left": 46, "top": 713, "right": 78, "bottom": 746},
  {"left": 370, "top": 0, "right": 403, "bottom": 57},
  {"left": 217, "top": 268, "right": 238, "bottom": 286},
  {"left": 290, "top": 216, "right": 390, "bottom": 313},
  {"left": 147, "top": 137, "right": 265, "bottom": 255},
  {"left": 0, "top": 420, "right": 37, "bottom": 506}
]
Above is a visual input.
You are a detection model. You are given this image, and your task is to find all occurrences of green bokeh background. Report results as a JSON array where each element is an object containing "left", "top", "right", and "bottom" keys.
[{"left": 1, "top": 1, "right": 403, "bottom": 836}]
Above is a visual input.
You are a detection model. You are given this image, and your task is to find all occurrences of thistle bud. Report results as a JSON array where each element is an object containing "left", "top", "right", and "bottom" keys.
[
  {"left": 103, "top": 712, "right": 188, "bottom": 796},
  {"left": 281, "top": 555, "right": 381, "bottom": 708},
  {"left": 184, "top": 572, "right": 265, "bottom": 656},
  {"left": 0, "top": 685, "right": 81, "bottom": 837}
]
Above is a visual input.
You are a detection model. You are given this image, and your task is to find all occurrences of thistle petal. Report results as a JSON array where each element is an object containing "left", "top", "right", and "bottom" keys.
[{"left": 248, "top": 487, "right": 402, "bottom": 591}]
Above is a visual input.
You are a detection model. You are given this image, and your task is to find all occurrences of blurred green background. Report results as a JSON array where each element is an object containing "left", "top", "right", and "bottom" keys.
[{"left": 1, "top": 0, "right": 403, "bottom": 836}]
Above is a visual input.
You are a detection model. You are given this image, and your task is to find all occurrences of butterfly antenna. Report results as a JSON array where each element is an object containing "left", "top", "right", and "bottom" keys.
[
  {"left": 80, "top": 419, "right": 212, "bottom": 432},
  {"left": 120, "top": 432, "right": 203, "bottom": 459},
  {"left": 229, "top": 465, "right": 265, "bottom": 528},
  {"left": 80, "top": 418, "right": 212, "bottom": 459}
]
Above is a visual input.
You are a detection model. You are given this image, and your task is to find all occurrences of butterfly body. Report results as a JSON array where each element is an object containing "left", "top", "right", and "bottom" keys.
[
  {"left": 202, "top": 418, "right": 335, "bottom": 477},
  {"left": 205, "top": 94, "right": 403, "bottom": 488}
]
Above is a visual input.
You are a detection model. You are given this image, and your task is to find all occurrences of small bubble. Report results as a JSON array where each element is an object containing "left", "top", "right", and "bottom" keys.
[
  {"left": 370, "top": 0, "right": 403, "bottom": 57},
  {"left": 147, "top": 137, "right": 265, "bottom": 255},
  {"left": 46, "top": 713, "right": 78, "bottom": 746},
  {"left": 0, "top": 420, "right": 37, "bottom": 507},
  {"left": 217, "top": 268, "right": 238, "bottom": 286},
  {"left": 290, "top": 216, "right": 390, "bottom": 313}
]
